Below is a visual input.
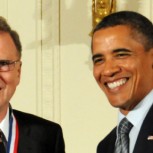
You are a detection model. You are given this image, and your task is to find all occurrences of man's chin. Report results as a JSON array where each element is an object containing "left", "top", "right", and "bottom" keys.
[{"left": 108, "top": 99, "right": 128, "bottom": 108}]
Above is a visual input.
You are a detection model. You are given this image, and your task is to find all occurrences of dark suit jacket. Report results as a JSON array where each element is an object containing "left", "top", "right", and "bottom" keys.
[
  {"left": 97, "top": 104, "right": 153, "bottom": 153},
  {"left": 13, "top": 110, "right": 65, "bottom": 153}
]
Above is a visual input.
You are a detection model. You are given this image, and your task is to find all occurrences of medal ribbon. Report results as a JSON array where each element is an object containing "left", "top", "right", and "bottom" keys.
[{"left": 7, "top": 113, "right": 19, "bottom": 153}]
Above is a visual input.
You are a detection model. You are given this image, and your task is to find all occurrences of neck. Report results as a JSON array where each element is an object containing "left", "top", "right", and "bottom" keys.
[
  {"left": 120, "top": 108, "right": 129, "bottom": 116},
  {"left": 0, "top": 104, "right": 8, "bottom": 123}
]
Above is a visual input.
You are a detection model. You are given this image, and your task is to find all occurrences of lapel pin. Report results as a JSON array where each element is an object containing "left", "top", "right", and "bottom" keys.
[{"left": 147, "top": 136, "right": 153, "bottom": 140}]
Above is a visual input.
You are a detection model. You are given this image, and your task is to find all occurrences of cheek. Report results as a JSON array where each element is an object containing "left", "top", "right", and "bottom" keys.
[
  {"left": 2, "top": 72, "right": 20, "bottom": 87},
  {"left": 93, "top": 67, "right": 99, "bottom": 79},
  {"left": 13, "top": 67, "right": 21, "bottom": 85},
  {"left": 14, "top": 74, "right": 21, "bottom": 86},
  {"left": 93, "top": 67, "right": 102, "bottom": 84},
  {"left": 130, "top": 61, "right": 153, "bottom": 93}
]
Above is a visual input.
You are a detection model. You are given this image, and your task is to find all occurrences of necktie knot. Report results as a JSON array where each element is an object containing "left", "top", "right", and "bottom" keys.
[{"left": 119, "top": 118, "right": 133, "bottom": 134}]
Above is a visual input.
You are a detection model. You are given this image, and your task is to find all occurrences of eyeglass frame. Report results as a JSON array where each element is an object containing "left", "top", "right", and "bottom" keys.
[{"left": 0, "top": 59, "right": 21, "bottom": 72}]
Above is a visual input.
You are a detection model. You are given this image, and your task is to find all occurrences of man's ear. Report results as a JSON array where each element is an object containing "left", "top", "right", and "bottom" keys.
[
  {"left": 149, "top": 48, "right": 153, "bottom": 68},
  {"left": 18, "top": 61, "right": 22, "bottom": 77}
]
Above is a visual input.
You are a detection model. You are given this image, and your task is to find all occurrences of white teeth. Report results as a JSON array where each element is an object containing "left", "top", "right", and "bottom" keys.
[{"left": 107, "top": 79, "right": 126, "bottom": 89}]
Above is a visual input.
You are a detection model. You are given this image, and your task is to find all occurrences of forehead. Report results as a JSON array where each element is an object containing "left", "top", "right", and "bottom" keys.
[
  {"left": 92, "top": 25, "right": 144, "bottom": 54},
  {"left": 93, "top": 25, "right": 131, "bottom": 44},
  {"left": 0, "top": 32, "right": 18, "bottom": 58}
]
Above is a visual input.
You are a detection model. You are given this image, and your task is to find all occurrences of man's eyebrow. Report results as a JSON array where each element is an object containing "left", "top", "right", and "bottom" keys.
[
  {"left": 92, "top": 48, "right": 132, "bottom": 61},
  {"left": 113, "top": 48, "right": 132, "bottom": 53},
  {"left": 92, "top": 54, "right": 102, "bottom": 61}
]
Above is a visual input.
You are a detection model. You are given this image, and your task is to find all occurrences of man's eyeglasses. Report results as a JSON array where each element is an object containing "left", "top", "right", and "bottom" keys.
[{"left": 0, "top": 59, "right": 20, "bottom": 72}]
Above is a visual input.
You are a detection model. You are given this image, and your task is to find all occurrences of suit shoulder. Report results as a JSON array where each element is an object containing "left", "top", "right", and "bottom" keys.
[
  {"left": 13, "top": 110, "right": 65, "bottom": 153},
  {"left": 97, "top": 127, "right": 116, "bottom": 153},
  {"left": 13, "top": 109, "right": 61, "bottom": 129}
]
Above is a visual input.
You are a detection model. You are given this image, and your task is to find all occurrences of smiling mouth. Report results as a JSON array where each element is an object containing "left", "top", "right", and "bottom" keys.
[{"left": 106, "top": 78, "right": 128, "bottom": 90}]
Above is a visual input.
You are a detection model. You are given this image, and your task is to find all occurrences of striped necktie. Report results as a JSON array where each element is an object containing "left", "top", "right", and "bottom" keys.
[{"left": 114, "top": 118, "right": 133, "bottom": 153}]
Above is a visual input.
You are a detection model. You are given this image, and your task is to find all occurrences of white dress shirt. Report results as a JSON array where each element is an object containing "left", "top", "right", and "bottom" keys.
[{"left": 117, "top": 89, "right": 153, "bottom": 153}]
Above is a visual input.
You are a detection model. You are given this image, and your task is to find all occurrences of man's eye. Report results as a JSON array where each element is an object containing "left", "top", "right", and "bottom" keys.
[
  {"left": 0, "top": 61, "right": 10, "bottom": 66},
  {"left": 116, "top": 53, "right": 130, "bottom": 58},
  {"left": 93, "top": 58, "right": 104, "bottom": 64}
]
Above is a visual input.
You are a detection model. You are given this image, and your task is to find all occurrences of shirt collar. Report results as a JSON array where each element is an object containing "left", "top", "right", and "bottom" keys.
[{"left": 118, "top": 89, "right": 153, "bottom": 127}]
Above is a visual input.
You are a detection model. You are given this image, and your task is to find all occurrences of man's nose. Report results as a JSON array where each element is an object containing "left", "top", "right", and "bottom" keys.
[{"left": 101, "top": 59, "right": 121, "bottom": 77}]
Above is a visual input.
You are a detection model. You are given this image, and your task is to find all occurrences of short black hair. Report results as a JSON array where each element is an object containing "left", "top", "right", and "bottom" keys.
[{"left": 92, "top": 11, "right": 153, "bottom": 51}]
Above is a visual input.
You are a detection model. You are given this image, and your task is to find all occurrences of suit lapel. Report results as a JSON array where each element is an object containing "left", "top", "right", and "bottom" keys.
[
  {"left": 107, "top": 130, "right": 116, "bottom": 153},
  {"left": 133, "top": 104, "right": 153, "bottom": 153},
  {"left": 97, "top": 127, "right": 116, "bottom": 153},
  {"left": 13, "top": 110, "right": 49, "bottom": 153},
  {"left": 107, "top": 129, "right": 116, "bottom": 153},
  {"left": 13, "top": 110, "right": 34, "bottom": 153}
]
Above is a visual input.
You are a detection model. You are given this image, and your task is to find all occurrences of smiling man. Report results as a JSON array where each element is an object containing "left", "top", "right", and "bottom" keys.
[
  {"left": 0, "top": 17, "right": 65, "bottom": 153},
  {"left": 92, "top": 11, "right": 153, "bottom": 153}
]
